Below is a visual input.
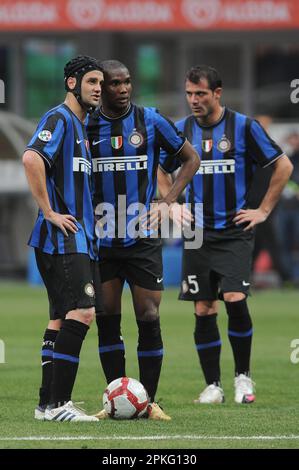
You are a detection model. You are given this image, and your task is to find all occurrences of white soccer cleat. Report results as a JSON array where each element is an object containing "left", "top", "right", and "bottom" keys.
[
  {"left": 194, "top": 384, "right": 225, "bottom": 404},
  {"left": 234, "top": 374, "right": 256, "bottom": 404},
  {"left": 34, "top": 405, "right": 46, "bottom": 421},
  {"left": 45, "top": 400, "right": 98, "bottom": 422}
]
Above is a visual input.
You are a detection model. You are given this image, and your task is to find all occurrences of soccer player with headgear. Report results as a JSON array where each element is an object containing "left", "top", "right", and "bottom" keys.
[{"left": 23, "top": 55, "right": 104, "bottom": 422}]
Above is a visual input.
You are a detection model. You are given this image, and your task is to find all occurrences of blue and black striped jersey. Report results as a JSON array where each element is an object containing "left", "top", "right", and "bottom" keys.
[
  {"left": 26, "top": 103, "right": 98, "bottom": 259},
  {"left": 87, "top": 104, "right": 185, "bottom": 247},
  {"left": 160, "top": 108, "right": 284, "bottom": 230}
]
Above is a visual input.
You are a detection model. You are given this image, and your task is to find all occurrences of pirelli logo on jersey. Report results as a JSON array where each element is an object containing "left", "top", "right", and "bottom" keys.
[
  {"left": 92, "top": 155, "right": 148, "bottom": 173},
  {"left": 73, "top": 157, "right": 92, "bottom": 175},
  {"left": 196, "top": 159, "right": 235, "bottom": 175}
]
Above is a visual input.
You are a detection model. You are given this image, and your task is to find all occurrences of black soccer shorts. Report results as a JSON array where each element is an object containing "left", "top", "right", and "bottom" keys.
[
  {"left": 99, "top": 238, "right": 164, "bottom": 291},
  {"left": 179, "top": 226, "right": 255, "bottom": 301},
  {"left": 35, "top": 249, "right": 103, "bottom": 319}
]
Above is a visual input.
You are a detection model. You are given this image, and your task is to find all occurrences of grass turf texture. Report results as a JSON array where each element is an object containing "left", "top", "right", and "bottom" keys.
[{"left": 0, "top": 282, "right": 298, "bottom": 449}]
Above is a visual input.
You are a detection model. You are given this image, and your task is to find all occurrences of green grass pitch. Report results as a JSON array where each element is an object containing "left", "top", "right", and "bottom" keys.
[{"left": 0, "top": 282, "right": 299, "bottom": 449}]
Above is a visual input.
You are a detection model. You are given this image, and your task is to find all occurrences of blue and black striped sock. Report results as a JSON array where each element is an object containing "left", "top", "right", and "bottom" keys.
[
  {"left": 51, "top": 319, "right": 89, "bottom": 406},
  {"left": 137, "top": 318, "right": 163, "bottom": 403},
  {"left": 194, "top": 313, "right": 221, "bottom": 386},
  {"left": 39, "top": 328, "right": 58, "bottom": 407},
  {"left": 225, "top": 299, "right": 253, "bottom": 376},
  {"left": 97, "top": 314, "right": 126, "bottom": 384}
]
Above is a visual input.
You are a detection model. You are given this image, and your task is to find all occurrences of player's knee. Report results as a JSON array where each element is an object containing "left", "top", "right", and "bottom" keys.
[
  {"left": 48, "top": 319, "right": 62, "bottom": 330},
  {"left": 223, "top": 292, "right": 246, "bottom": 302},
  {"left": 136, "top": 305, "right": 159, "bottom": 322},
  {"left": 195, "top": 300, "right": 217, "bottom": 316},
  {"left": 195, "top": 310, "right": 217, "bottom": 317},
  {"left": 134, "top": 291, "right": 161, "bottom": 321},
  {"left": 66, "top": 307, "right": 95, "bottom": 325},
  {"left": 81, "top": 307, "right": 95, "bottom": 325}
]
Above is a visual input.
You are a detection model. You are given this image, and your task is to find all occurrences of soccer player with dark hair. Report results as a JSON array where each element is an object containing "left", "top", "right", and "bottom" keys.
[
  {"left": 87, "top": 60, "right": 200, "bottom": 420},
  {"left": 23, "top": 55, "right": 104, "bottom": 421},
  {"left": 158, "top": 64, "right": 293, "bottom": 404}
]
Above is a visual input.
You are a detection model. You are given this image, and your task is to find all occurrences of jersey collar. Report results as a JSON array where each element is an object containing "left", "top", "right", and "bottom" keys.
[
  {"left": 194, "top": 106, "right": 226, "bottom": 129},
  {"left": 99, "top": 103, "right": 133, "bottom": 121},
  {"left": 62, "top": 103, "right": 86, "bottom": 126}
]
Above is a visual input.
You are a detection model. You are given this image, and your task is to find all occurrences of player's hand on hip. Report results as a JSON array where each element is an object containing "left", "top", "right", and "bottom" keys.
[
  {"left": 233, "top": 208, "right": 268, "bottom": 231},
  {"left": 45, "top": 211, "right": 78, "bottom": 236}
]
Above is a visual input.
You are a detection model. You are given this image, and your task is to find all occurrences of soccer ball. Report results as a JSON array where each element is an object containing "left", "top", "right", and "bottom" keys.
[{"left": 103, "top": 377, "right": 149, "bottom": 419}]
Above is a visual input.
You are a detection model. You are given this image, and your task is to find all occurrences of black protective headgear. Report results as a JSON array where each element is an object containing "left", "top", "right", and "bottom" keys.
[{"left": 64, "top": 55, "right": 102, "bottom": 113}]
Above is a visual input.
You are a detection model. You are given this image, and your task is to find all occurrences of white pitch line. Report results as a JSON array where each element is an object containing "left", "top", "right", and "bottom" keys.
[{"left": 1, "top": 435, "right": 299, "bottom": 441}]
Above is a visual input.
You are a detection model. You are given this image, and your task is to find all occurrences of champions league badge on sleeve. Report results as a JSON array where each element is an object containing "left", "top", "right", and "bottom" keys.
[{"left": 38, "top": 130, "right": 52, "bottom": 142}]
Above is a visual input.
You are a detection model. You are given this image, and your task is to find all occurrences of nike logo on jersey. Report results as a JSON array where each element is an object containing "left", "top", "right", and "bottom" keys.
[
  {"left": 93, "top": 155, "right": 148, "bottom": 172},
  {"left": 157, "top": 277, "right": 163, "bottom": 283},
  {"left": 242, "top": 281, "right": 250, "bottom": 286},
  {"left": 42, "top": 361, "right": 52, "bottom": 366},
  {"left": 76, "top": 139, "right": 83, "bottom": 144},
  {"left": 92, "top": 139, "right": 106, "bottom": 145}
]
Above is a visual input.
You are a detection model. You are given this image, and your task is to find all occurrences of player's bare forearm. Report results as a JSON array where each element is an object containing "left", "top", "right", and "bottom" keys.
[
  {"left": 162, "top": 141, "right": 200, "bottom": 205},
  {"left": 142, "top": 146, "right": 198, "bottom": 231},
  {"left": 259, "top": 154, "right": 293, "bottom": 216},
  {"left": 233, "top": 154, "right": 293, "bottom": 230},
  {"left": 157, "top": 167, "right": 173, "bottom": 199},
  {"left": 23, "top": 150, "right": 54, "bottom": 218},
  {"left": 157, "top": 168, "right": 193, "bottom": 228}
]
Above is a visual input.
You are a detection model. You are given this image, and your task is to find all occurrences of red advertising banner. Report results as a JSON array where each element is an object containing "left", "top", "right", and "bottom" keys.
[{"left": 0, "top": 0, "right": 299, "bottom": 32}]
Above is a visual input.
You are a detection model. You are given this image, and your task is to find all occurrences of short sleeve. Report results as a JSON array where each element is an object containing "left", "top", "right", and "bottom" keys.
[
  {"left": 154, "top": 111, "right": 186, "bottom": 156},
  {"left": 26, "top": 112, "right": 65, "bottom": 168},
  {"left": 246, "top": 119, "right": 284, "bottom": 168},
  {"left": 159, "top": 148, "right": 182, "bottom": 174}
]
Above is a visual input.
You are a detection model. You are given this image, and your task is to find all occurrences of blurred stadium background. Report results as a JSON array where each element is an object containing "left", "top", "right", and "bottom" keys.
[{"left": 0, "top": 0, "right": 299, "bottom": 449}]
